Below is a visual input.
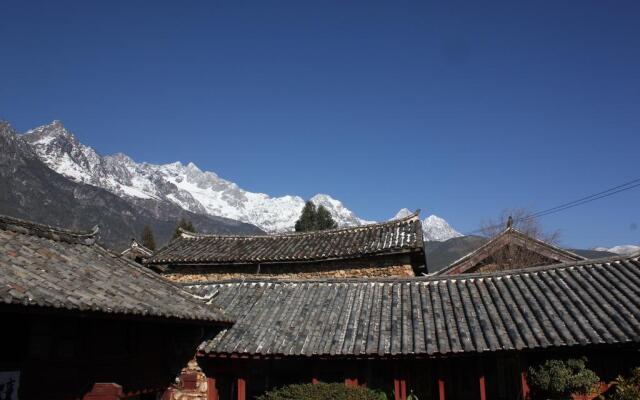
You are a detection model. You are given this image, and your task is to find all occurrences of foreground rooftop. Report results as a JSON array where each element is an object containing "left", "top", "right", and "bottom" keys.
[
  {"left": 0, "top": 214, "right": 231, "bottom": 323},
  {"left": 188, "top": 254, "right": 640, "bottom": 357}
]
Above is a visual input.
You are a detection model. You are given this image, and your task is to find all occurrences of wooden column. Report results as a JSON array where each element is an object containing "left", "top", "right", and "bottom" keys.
[
  {"left": 237, "top": 377, "right": 246, "bottom": 400},
  {"left": 519, "top": 355, "right": 530, "bottom": 400},
  {"left": 437, "top": 363, "right": 446, "bottom": 400},
  {"left": 393, "top": 363, "right": 407, "bottom": 400},
  {"left": 478, "top": 360, "right": 486, "bottom": 400},
  {"left": 520, "top": 370, "right": 530, "bottom": 400},
  {"left": 207, "top": 378, "right": 218, "bottom": 400},
  {"left": 394, "top": 378, "right": 401, "bottom": 400}
]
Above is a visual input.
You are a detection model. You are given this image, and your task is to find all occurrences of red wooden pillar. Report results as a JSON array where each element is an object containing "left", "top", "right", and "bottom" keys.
[
  {"left": 519, "top": 355, "right": 530, "bottom": 400},
  {"left": 393, "top": 363, "right": 407, "bottom": 400},
  {"left": 520, "top": 370, "right": 530, "bottom": 400},
  {"left": 207, "top": 377, "right": 218, "bottom": 400},
  {"left": 437, "top": 363, "right": 446, "bottom": 400},
  {"left": 393, "top": 378, "right": 407, "bottom": 400},
  {"left": 478, "top": 359, "right": 486, "bottom": 400},
  {"left": 237, "top": 376, "right": 246, "bottom": 400}
]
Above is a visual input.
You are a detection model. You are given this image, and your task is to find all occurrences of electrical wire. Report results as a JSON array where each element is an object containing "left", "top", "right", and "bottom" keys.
[{"left": 462, "top": 177, "right": 640, "bottom": 236}]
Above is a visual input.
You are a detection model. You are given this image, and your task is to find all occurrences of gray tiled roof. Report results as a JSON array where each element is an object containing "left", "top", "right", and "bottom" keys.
[
  {"left": 0, "top": 215, "right": 232, "bottom": 323},
  {"left": 148, "top": 212, "right": 423, "bottom": 265},
  {"left": 435, "top": 227, "right": 586, "bottom": 275},
  {"left": 189, "top": 255, "right": 640, "bottom": 357}
]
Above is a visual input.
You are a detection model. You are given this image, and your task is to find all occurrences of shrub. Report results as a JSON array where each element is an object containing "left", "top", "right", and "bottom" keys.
[
  {"left": 257, "top": 382, "right": 385, "bottom": 400},
  {"left": 528, "top": 358, "right": 600, "bottom": 399},
  {"left": 605, "top": 368, "right": 640, "bottom": 400}
]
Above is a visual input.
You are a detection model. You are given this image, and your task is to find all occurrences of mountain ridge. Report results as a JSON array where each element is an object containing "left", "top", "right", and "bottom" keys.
[
  {"left": 0, "top": 121, "right": 263, "bottom": 250},
  {"left": 22, "top": 120, "right": 462, "bottom": 240}
]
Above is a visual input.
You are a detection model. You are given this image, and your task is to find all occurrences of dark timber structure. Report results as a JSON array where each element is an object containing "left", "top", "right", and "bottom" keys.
[
  {"left": 0, "top": 215, "right": 231, "bottom": 400},
  {"left": 435, "top": 225, "right": 586, "bottom": 275},
  {"left": 187, "top": 255, "right": 640, "bottom": 400},
  {"left": 147, "top": 212, "right": 427, "bottom": 282},
  {"left": 120, "top": 238, "right": 153, "bottom": 264}
]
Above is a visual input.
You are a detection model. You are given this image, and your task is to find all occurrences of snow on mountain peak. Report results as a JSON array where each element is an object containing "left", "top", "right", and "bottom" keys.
[
  {"left": 422, "top": 214, "right": 463, "bottom": 241},
  {"left": 594, "top": 245, "right": 640, "bottom": 256},
  {"left": 310, "top": 194, "right": 375, "bottom": 227},
  {"left": 393, "top": 208, "right": 413, "bottom": 219},
  {"left": 392, "top": 209, "right": 462, "bottom": 242},
  {"left": 21, "top": 121, "right": 377, "bottom": 233},
  {"left": 22, "top": 121, "right": 467, "bottom": 236}
]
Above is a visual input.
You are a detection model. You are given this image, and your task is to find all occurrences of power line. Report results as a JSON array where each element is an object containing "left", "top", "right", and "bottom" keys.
[
  {"left": 462, "top": 177, "right": 640, "bottom": 236},
  {"left": 529, "top": 177, "right": 640, "bottom": 219}
]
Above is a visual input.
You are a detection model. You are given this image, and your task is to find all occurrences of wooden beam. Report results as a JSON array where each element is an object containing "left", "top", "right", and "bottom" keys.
[
  {"left": 83, "top": 383, "right": 123, "bottom": 400},
  {"left": 237, "top": 377, "right": 246, "bottom": 400}
]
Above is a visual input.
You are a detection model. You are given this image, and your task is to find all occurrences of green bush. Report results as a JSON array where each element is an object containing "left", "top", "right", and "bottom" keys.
[
  {"left": 604, "top": 368, "right": 640, "bottom": 400},
  {"left": 528, "top": 358, "right": 600, "bottom": 399},
  {"left": 257, "top": 382, "right": 385, "bottom": 400}
]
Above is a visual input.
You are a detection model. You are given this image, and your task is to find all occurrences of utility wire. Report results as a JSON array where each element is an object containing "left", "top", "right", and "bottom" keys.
[{"left": 462, "top": 177, "right": 640, "bottom": 236}]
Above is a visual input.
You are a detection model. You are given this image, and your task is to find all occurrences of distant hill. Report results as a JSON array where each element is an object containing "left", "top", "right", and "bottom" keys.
[
  {"left": 425, "top": 236, "right": 619, "bottom": 273},
  {"left": 0, "top": 121, "right": 263, "bottom": 251},
  {"left": 425, "top": 236, "right": 489, "bottom": 273},
  {"left": 568, "top": 248, "right": 617, "bottom": 259}
]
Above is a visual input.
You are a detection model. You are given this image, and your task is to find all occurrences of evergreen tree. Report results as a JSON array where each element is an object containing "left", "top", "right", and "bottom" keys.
[
  {"left": 294, "top": 201, "right": 337, "bottom": 232},
  {"left": 294, "top": 201, "right": 317, "bottom": 232},
  {"left": 172, "top": 218, "right": 197, "bottom": 240},
  {"left": 141, "top": 225, "right": 156, "bottom": 251},
  {"left": 315, "top": 205, "right": 337, "bottom": 230}
]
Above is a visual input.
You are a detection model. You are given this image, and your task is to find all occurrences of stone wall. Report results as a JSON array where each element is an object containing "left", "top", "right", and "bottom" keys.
[{"left": 161, "top": 255, "right": 417, "bottom": 283}]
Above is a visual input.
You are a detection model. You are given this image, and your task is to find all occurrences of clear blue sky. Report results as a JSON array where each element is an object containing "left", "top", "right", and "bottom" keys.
[{"left": 1, "top": 0, "right": 639, "bottom": 248}]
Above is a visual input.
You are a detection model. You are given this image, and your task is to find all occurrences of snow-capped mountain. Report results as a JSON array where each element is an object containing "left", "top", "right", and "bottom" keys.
[
  {"left": 594, "top": 245, "right": 640, "bottom": 256},
  {"left": 24, "top": 121, "right": 373, "bottom": 233},
  {"left": 392, "top": 208, "right": 463, "bottom": 242},
  {"left": 1, "top": 121, "right": 261, "bottom": 251}
]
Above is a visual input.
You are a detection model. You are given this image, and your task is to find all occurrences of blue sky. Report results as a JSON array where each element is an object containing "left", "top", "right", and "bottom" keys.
[{"left": 1, "top": 0, "right": 639, "bottom": 248}]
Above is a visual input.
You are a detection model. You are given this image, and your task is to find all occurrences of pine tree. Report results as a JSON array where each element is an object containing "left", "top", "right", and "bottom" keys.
[
  {"left": 294, "top": 201, "right": 337, "bottom": 232},
  {"left": 294, "top": 201, "right": 317, "bottom": 232},
  {"left": 172, "top": 218, "right": 197, "bottom": 240},
  {"left": 315, "top": 205, "right": 337, "bottom": 230},
  {"left": 141, "top": 225, "right": 156, "bottom": 251}
]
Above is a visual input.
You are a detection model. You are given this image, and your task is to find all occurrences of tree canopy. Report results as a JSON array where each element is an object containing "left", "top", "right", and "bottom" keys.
[
  {"left": 141, "top": 225, "right": 156, "bottom": 251},
  {"left": 294, "top": 201, "right": 338, "bottom": 232},
  {"left": 172, "top": 217, "right": 197, "bottom": 240}
]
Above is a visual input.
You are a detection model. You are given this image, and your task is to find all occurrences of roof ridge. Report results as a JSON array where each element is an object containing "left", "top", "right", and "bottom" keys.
[
  {"left": 435, "top": 226, "right": 586, "bottom": 275},
  {"left": 181, "top": 253, "right": 639, "bottom": 286},
  {"left": 177, "top": 209, "right": 421, "bottom": 240},
  {"left": 0, "top": 214, "right": 99, "bottom": 245},
  {"left": 96, "top": 244, "right": 232, "bottom": 320}
]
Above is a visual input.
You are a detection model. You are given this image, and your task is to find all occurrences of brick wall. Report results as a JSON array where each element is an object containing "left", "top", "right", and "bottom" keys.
[{"left": 161, "top": 255, "right": 417, "bottom": 283}]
